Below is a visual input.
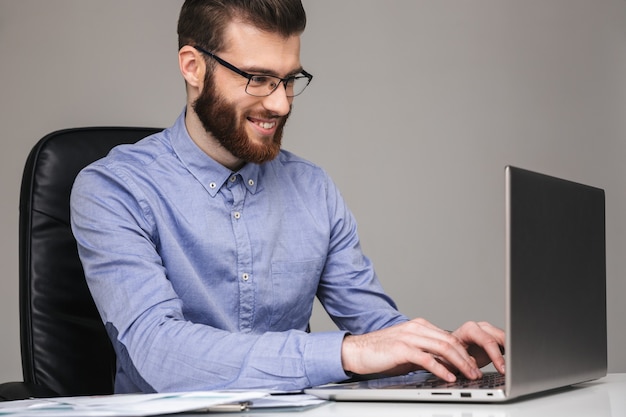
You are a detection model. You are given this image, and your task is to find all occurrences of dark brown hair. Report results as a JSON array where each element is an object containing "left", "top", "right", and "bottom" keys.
[{"left": 177, "top": 0, "right": 306, "bottom": 53}]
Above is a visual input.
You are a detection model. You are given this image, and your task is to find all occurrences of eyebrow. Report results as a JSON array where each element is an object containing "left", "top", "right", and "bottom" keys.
[{"left": 240, "top": 65, "right": 305, "bottom": 78}]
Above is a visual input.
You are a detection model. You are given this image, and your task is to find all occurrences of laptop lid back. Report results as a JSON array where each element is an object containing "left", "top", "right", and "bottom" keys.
[{"left": 505, "top": 166, "right": 607, "bottom": 399}]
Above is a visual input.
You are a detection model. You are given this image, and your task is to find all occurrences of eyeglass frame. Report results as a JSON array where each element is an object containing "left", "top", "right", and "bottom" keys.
[{"left": 192, "top": 45, "right": 313, "bottom": 97}]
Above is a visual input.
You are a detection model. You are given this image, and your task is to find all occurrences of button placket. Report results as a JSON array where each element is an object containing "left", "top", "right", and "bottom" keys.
[{"left": 228, "top": 175, "right": 254, "bottom": 331}]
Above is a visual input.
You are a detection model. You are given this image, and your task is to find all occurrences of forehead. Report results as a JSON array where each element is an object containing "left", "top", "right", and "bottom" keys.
[{"left": 220, "top": 20, "right": 302, "bottom": 73}]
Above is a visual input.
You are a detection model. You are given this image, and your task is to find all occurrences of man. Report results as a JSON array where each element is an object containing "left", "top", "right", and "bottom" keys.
[{"left": 70, "top": 0, "right": 505, "bottom": 394}]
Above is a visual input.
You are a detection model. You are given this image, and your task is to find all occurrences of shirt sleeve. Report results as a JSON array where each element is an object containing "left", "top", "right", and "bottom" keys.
[
  {"left": 70, "top": 163, "right": 350, "bottom": 393},
  {"left": 316, "top": 173, "right": 409, "bottom": 334}
]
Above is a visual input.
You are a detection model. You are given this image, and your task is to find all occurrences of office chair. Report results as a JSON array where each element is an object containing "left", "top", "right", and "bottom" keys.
[{"left": 0, "top": 127, "right": 162, "bottom": 401}]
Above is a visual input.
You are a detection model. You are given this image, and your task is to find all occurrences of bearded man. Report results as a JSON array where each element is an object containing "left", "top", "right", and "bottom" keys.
[{"left": 70, "top": 0, "right": 505, "bottom": 394}]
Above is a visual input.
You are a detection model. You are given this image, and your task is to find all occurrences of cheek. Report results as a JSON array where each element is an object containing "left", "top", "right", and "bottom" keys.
[
  {"left": 236, "top": 98, "right": 265, "bottom": 120},
  {"left": 211, "top": 74, "right": 252, "bottom": 109}
]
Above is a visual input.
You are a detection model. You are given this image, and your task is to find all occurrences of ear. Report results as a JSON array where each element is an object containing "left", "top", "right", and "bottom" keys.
[{"left": 178, "top": 45, "right": 205, "bottom": 90}]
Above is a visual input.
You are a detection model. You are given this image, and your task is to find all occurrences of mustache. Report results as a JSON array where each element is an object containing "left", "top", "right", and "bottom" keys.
[{"left": 246, "top": 106, "right": 292, "bottom": 121}]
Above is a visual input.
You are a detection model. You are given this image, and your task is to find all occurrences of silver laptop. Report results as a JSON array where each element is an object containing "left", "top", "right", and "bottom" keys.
[{"left": 306, "top": 166, "right": 607, "bottom": 402}]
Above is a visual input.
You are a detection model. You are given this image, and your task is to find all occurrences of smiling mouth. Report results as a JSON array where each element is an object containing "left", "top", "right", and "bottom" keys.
[
  {"left": 258, "top": 121, "right": 276, "bottom": 129},
  {"left": 248, "top": 117, "right": 278, "bottom": 132}
]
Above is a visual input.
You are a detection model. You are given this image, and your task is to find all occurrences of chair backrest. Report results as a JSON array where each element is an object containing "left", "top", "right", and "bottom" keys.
[{"left": 19, "top": 127, "right": 161, "bottom": 397}]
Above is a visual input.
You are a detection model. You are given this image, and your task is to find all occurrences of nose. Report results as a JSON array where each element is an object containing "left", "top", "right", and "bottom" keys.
[{"left": 261, "top": 84, "right": 292, "bottom": 116}]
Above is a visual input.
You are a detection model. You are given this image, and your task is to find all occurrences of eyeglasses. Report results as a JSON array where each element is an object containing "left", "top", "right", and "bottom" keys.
[{"left": 193, "top": 45, "right": 313, "bottom": 97}]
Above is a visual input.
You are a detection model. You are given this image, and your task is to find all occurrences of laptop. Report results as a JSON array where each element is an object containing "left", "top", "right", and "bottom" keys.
[{"left": 306, "top": 166, "right": 607, "bottom": 402}]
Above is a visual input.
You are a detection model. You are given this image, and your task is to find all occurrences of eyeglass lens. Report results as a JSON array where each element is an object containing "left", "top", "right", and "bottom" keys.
[{"left": 246, "top": 75, "right": 310, "bottom": 97}]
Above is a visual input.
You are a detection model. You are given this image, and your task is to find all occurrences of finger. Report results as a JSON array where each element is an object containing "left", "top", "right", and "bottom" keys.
[
  {"left": 472, "top": 322, "right": 506, "bottom": 371},
  {"left": 476, "top": 321, "right": 505, "bottom": 345},
  {"left": 476, "top": 324, "right": 506, "bottom": 374},
  {"left": 408, "top": 327, "right": 482, "bottom": 380},
  {"left": 456, "top": 322, "right": 506, "bottom": 374},
  {"left": 408, "top": 350, "right": 458, "bottom": 383}
]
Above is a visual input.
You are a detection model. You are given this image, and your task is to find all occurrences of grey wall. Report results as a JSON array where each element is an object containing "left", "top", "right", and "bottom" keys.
[{"left": 0, "top": 0, "right": 624, "bottom": 382}]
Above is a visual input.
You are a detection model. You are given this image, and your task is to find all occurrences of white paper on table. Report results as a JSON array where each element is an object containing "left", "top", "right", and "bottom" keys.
[
  {"left": 0, "top": 391, "right": 268, "bottom": 416},
  {"left": 248, "top": 393, "right": 326, "bottom": 409}
]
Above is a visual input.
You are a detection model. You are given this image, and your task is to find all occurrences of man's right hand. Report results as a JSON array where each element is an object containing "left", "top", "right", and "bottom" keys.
[{"left": 340, "top": 318, "right": 505, "bottom": 382}]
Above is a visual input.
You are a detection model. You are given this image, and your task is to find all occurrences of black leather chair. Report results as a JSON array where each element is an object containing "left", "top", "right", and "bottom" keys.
[{"left": 0, "top": 127, "right": 161, "bottom": 401}]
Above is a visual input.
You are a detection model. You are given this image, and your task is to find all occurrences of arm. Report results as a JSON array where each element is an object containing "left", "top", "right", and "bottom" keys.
[
  {"left": 70, "top": 163, "right": 348, "bottom": 392},
  {"left": 316, "top": 171, "right": 505, "bottom": 381},
  {"left": 314, "top": 173, "right": 409, "bottom": 334}
]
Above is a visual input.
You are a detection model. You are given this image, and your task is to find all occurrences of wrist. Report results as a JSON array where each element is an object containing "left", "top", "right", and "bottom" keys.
[{"left": 341, "top": 333, "right": 357, "bottom": 374}]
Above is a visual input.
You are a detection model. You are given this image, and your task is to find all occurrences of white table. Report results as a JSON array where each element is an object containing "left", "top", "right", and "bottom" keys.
[{"left": 198, "top": 373, "right": 626, "bottom": 417}]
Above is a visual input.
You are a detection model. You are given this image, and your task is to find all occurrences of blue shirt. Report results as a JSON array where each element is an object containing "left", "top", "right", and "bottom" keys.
[{"left": 70, "top": 110, "right": 407, "bottom": 393}]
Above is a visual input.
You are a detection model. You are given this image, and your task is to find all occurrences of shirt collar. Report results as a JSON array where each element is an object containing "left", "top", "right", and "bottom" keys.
[
  {"left": 238, "top": 163, "right": 260, "bottom": 194},
  {"left": 169, "top": 109, "right": 260, "bottom": 197}
]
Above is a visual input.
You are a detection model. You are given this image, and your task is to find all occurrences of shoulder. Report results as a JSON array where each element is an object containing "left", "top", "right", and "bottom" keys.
[
  {"left": 259, "top": 150, "right": 344, "bottom": 205},
  {"left": 77, "top": 130, "right": 172, "bottom": 180},
  {"left": 103, "top": 130, "right": 172, "bottom": 170},
  {"left": 270, "top": 149, "right": 330, "bottom": 180},
  {"left": 72, "top": 130, "right": 177, "bottom": 206}
]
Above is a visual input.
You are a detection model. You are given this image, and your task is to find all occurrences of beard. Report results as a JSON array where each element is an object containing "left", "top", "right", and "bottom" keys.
[{"left": 192, "top": 72, "right": 290, "bottom": 165}]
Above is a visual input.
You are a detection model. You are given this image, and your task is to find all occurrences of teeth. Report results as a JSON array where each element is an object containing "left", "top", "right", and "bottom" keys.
[{"left": 259, "top": 122, "right": 275, "bottom": 129}]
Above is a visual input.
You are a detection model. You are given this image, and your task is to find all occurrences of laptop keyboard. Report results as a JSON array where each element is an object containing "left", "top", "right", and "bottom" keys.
[
  {"left": 408, "top": 371, "right": 505, "bottom": 390},
  {"left": 345, "top": 370, "right": 506, "bottom": 391}
]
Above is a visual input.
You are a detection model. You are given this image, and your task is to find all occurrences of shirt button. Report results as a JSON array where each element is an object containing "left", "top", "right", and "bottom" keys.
[
  {"left": 233, "top": 212, "right": 241, "bottom": 219},
  {"left": 209, "top": 182, "right": 217, "bottom": 189},
  {"left": 230, "top": 175, "right": 237, "bottom": 182},
  {"left": 248, "top": 179, "right": 255, "bottom": 186},
  {"left": 242, "top": 273, "right": 249, "bottom": 281}
]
